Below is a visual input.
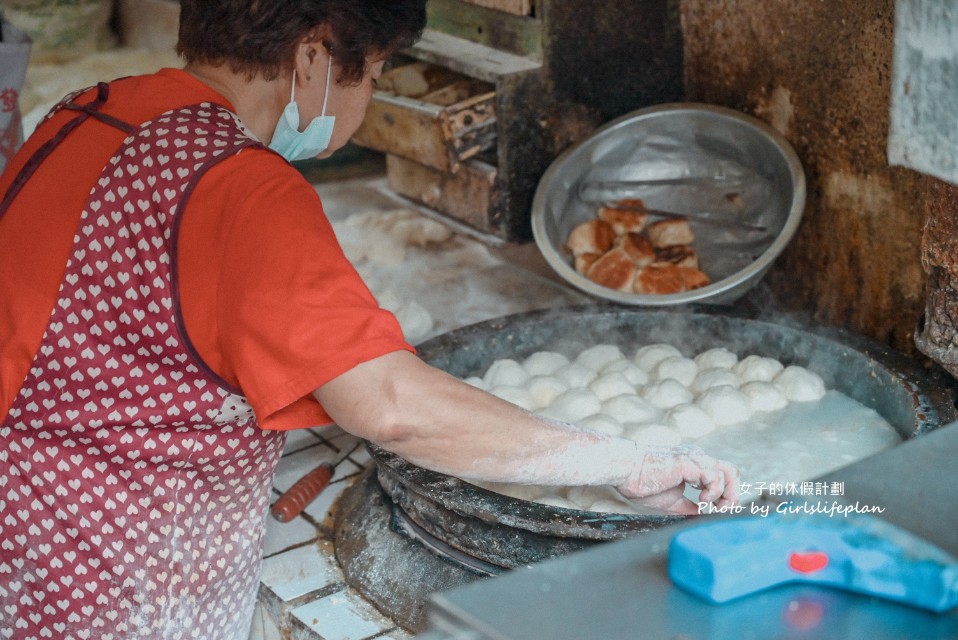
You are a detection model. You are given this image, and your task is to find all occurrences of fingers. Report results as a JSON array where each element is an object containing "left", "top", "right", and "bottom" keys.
[
  {"left": 689, "top": 454, "right": 740, "bottom": 507},
  {"left": 713, "top": 460, "right": 741, "bottom": 508},
  {"left": 661, "top": 446, "right": 741, "bottom": 508},
  {"left": 617, "top": 444, "right": 741, "bottom": 514},
  {"left": 631, "top": 486, "right": 698, "bottom": 515}
]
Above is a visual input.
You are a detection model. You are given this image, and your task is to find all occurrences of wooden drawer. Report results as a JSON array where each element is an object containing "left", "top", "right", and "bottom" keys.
[
  {"left": 351, "top": 62, "right": 497, "bottom": 174},
  {"left": 386, "top": 154, "right": 498, "bottom": 234}
]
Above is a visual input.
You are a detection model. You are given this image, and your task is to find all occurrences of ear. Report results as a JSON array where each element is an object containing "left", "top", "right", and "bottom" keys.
[{"left": 293, "top": 26, "right": 332, "bottom": 84}]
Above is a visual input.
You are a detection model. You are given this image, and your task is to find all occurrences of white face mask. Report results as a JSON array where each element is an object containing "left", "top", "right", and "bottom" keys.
[{"left": 268, "top": 56, "right": 336, "bottom": 162}]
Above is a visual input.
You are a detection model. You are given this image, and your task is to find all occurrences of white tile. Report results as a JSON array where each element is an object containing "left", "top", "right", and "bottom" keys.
[
  {"left": 263, "top": 511, "right": 319, "bottom": 556},
  {"left": 260, "top": 543, "right": 343, "bottom": 602},
  {"left": 308, "top": 424, "right": 349, "bottom": 442},
  {"left": 284, "top": 429, "right": 324, "bottom": 455},
  {"left": 331, "top": 458, "right": 363, "bottom": 483},
  {"left": 248, "top": 603, "right": 284, "bottom": 640},
  {"left": 291, "top": 589, "right": 393, "bottom": 640},
  {"left": 324, "top": 429, "right": 358, "bottom": 444},
  {"left": 302, "top": 475, "right": 355, "bottom": 523},
  {"left": 348, "top": 444, "right": 372, "bottom": 468}
]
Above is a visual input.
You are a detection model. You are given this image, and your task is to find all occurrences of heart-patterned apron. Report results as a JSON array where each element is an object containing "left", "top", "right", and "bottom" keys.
[{"left": 1, "top": 83, "right": 287, "bottom": 639}]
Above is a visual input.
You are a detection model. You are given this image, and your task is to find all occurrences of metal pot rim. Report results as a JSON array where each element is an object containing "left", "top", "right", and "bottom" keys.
[{"left": 370, "top": 305, "right": 957, "bottom": 543}]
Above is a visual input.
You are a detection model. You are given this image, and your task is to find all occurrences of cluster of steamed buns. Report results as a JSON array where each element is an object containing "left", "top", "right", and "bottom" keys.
[{"left": 463, "top": 343, "right": 827, "bottom": 514}]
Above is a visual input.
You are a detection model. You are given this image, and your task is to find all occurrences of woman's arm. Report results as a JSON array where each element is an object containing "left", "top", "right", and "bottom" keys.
[{"left": 314, "top": 350, "right": 739, "bottom": 514}]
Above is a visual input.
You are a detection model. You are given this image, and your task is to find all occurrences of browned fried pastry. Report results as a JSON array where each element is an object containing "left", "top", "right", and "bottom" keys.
[
  {"left": 679, "top": 267, "right": 711, "bottom": 290},
  {"left": 646, "top": 217, "right": 694, "bottom": 247},
  {"left": 598, "top": 199, "right": 649, "bottom": 235},
  {"left": 654, "top": 244, "right": 699, "bottom": 269},
  {"left": 632, "top": 264, "right": 687, "bottom": 295},
  {"left": 618, "top": 198, "right": 647, "bottom": 210},
  {"left": 574, "top": 252, "right": 602, "bottom": 275},
  {"left": 586, "top": 249, "right": 636, "bottom": 292},
  {"left": 565, "top": 219, "right": 616, "bottom": 256},
  {"left": 615, "top": 232, "right": 656, "bottom": 268}
]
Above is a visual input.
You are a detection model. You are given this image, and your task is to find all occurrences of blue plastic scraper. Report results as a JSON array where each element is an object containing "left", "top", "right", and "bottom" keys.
[{"left": 668, "top": 514, "right": 958, "bottom": 613}]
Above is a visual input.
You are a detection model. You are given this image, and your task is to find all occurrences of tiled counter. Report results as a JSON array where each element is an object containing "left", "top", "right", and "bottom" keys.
[
  {"left": 249, "top": 175, "right": 587, "bottom": 640},
  {"left": 251, "top": 425, "right": 407, "bottom": 640}
]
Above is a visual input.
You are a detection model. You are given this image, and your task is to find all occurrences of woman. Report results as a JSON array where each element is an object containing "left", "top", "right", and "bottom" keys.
[{"left": 0, "top": 1, "right": 739, "bottom": 638}]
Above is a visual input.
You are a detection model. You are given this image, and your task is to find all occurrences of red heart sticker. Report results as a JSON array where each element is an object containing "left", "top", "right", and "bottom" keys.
[{"left": 789, "top": 550, "right": 829, "bottom": 574}]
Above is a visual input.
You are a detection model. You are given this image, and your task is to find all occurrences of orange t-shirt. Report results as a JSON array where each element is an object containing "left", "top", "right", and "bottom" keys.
[{"left": 0, "top": 68, "right": 412, "bottom": 430}]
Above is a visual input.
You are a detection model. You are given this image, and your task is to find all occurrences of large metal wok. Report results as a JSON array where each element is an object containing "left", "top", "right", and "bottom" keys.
[{"left": 368, "top": 305, "right": 957, "bottom": 569}]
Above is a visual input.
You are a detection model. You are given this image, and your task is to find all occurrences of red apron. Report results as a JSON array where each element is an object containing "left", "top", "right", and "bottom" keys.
[{"left": 1, "top": 84, "right": 287, "bottom": 639}]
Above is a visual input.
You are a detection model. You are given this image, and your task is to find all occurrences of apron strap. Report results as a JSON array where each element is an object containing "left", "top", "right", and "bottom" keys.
[{"left": 0, "top": 82, "right": 134, "bottom": 219}]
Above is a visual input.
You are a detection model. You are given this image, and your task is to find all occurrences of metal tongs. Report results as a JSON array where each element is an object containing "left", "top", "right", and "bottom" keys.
[{"left": 578, "top": 176, "right": 768, "bottom": 233}]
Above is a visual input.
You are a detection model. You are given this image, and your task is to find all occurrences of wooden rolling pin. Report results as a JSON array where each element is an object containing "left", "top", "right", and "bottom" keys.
[{"left": 270, "top": 441, "right": 361, "bottom": 522}]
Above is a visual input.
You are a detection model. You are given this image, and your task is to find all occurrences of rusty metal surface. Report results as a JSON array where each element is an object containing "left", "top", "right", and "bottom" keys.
[
  {"left": 334, "top": 468, "right": 482, "bottom": 633},
  {"left": 916, "top": 171, "right": 958, "bottom": 377},
  {"left": 680, "top": 0, "right": 949, "bottom": 356},
  {"left": 367, "top": 305, "right": 958, "bottom": 571}
]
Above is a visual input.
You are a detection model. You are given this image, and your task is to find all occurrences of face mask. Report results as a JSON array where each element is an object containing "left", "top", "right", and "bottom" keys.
[{"left": 268, "top": 56, "right": 336, "bottom": 162}]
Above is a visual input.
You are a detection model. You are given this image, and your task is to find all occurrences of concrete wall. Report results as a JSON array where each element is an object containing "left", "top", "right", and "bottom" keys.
[{"left": 680, "top": 0, "right": 958, "bottom": 355}]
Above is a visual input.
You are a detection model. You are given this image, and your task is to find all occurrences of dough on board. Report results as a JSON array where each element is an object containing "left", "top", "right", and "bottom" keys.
[
  {"left": 634, "top": 343, "right": 683, "bottom": 371},
  {"left": 774, "top": 365, "right": 827, "bottom": 402},
  {"left": 732, "top": 355, "right": 785, "bottom": 383},
  {"left": 740, "top": 380, "right": 789, "bottom": 412},
  {"left": 337, "top": 209, "right": 453, "bottom": 266},
  {"left": 602, "top": 394, "right": 661, "bottom": 424},
  {"left": 526, "top": 375, "right": 570, "bottom": 409},
  {"left": 624, "top": 423, "right": 683, "bottom": 446},
  {"left": 651, "top": 356, "right": 699, "bottom": 387},
  {"left": 391, "top": 300, "right": 434, "bottom": 344},
  {"left": 579, "top": 414, "right": 625, "bottom": 437},
  {"left": 694, "top": 347, "right": 739, "bottom": 370},
  {"left": 697, "top": 385, "right": 753, "bottom": 425},
  {"left": 601, "top": 359, "right": 649, "bottom": 386},
  {"left": 374, "top": 288, "right": 435, "bottom": 344},
  {"left": 691, "top": 367, "right": 740, "bottom": 394},
  {"left": 554, "top": 362, "right": 599, "bottom": 388},
  {"left": 667, "top": 403, "right": 717, "bottom": 438},
  {"left": 464, "top": 343, "right": 858, "bottom": 516},
  {"left": 576, "top": 344, "right": 627, "bottom": 371},
  {"left": 483, "top": 358, "right": 530, "bottom": 389},
  {"left": 538, "top": 388, "right": 602, "bottom": 423},
  {"left": 588, "top": 371, "right": 638, "bottom": 401},
  {"left": 640, "top": 378, "right": 694, "bottom": 409},
  {"left": 523, "top": 351, "right": 570, "bottom": 377}
]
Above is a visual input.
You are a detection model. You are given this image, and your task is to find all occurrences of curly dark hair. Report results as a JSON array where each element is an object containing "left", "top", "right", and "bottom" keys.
[{"left": 176, "top": 0, "right": 427, "bottom": 84}]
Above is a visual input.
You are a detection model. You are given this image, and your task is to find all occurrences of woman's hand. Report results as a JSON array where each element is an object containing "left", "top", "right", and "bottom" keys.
[
  {"left": 616, "top": 444, "right": 741, "bottom": 515},
  {"left": 316, "top": 351, "right": 741, "bottom": 515}
]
